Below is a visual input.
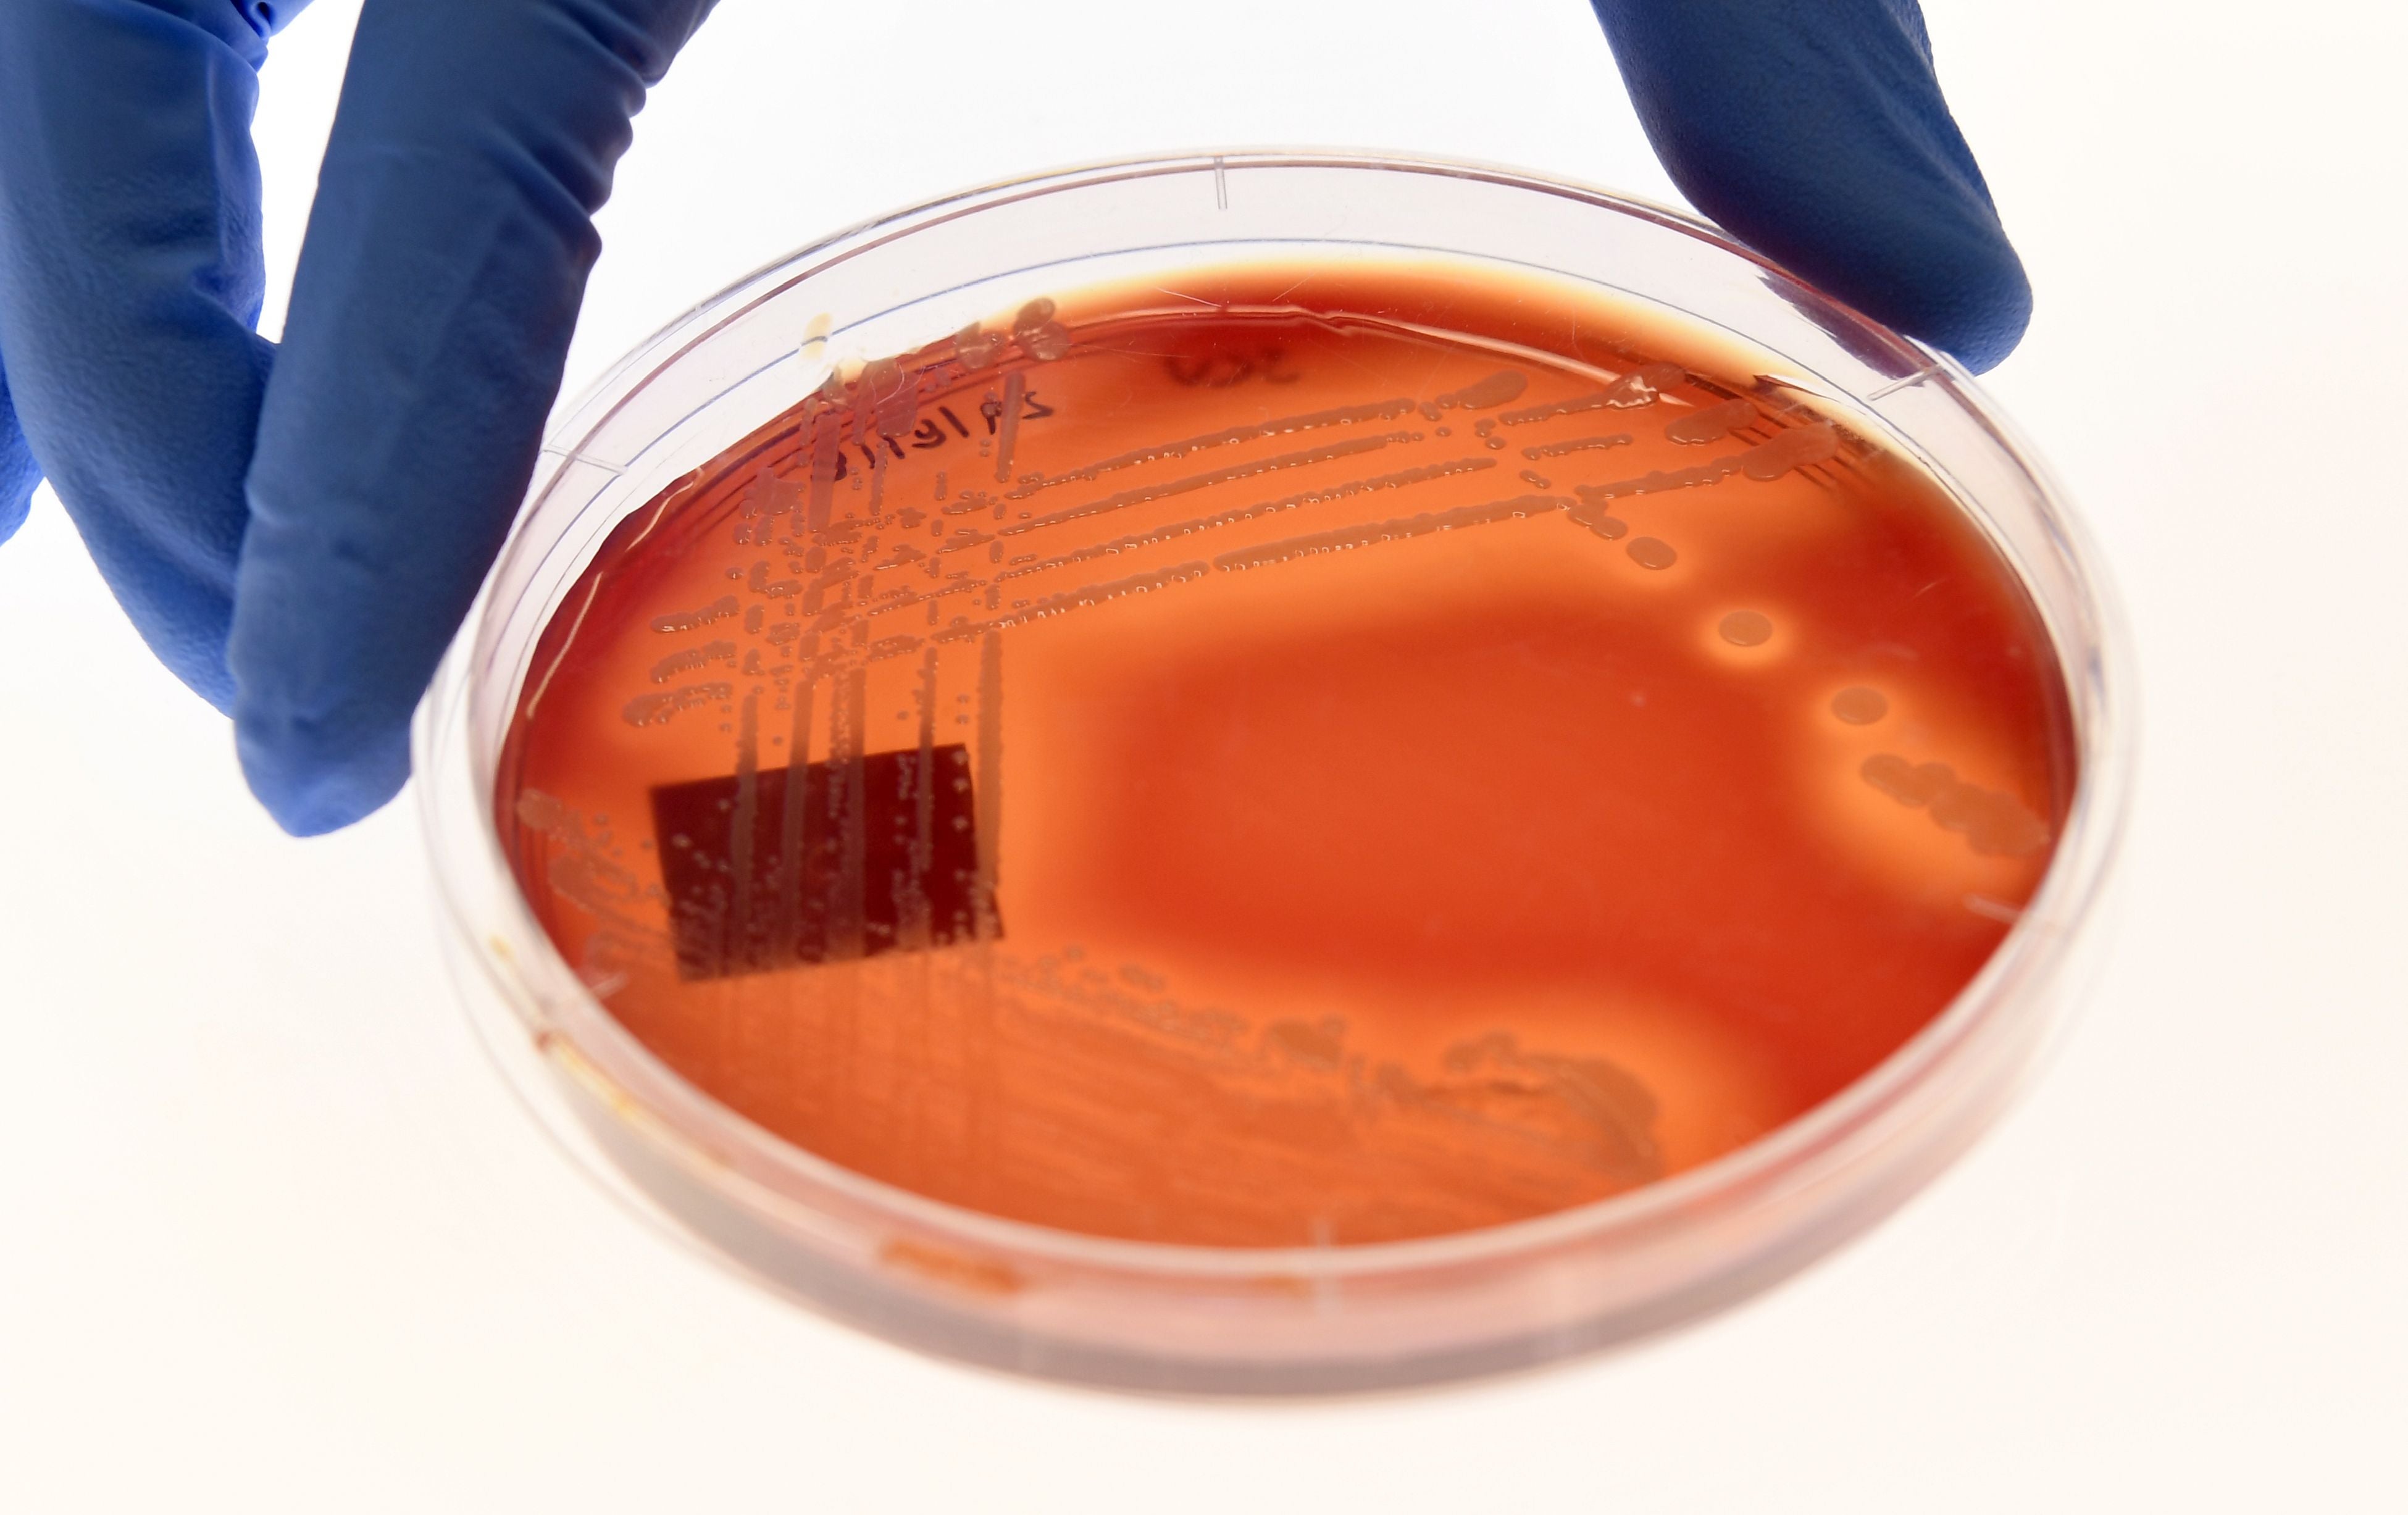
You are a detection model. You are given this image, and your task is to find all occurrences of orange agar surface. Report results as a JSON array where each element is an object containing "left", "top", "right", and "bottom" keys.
[{"left": 498, "top": 262, "right": 2076, "bottom": 1247}]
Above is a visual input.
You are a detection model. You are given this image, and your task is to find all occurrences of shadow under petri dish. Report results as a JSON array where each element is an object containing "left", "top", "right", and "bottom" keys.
[{"left": 495, "top": 261, "right": 2076, "bottom": 1249}]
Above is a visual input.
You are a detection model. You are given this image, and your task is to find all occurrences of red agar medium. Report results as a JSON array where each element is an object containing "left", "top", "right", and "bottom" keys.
[{"left": 496, "top": 261, "right": 2075, "bottom": 1248}]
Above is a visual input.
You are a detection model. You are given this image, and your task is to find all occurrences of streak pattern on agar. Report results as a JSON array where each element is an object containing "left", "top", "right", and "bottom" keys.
[{"left": 496, "top": 263, "right": 2076, "bottom": 1247}]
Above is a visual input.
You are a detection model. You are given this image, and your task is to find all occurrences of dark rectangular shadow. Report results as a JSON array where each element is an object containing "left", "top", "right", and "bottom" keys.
[{"left": 650, "top": 743, "right": 987, "bottom": 980}]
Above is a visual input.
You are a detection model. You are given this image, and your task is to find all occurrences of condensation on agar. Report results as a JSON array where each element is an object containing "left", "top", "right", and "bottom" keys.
[{"left": 495, "top": 261, "right": 2076, "bottom": 1248}]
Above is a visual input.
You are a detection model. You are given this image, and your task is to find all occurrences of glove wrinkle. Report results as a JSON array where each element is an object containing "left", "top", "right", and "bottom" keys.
[
  {"left": 0, "top": 0, "right": 283, "bottom": 709},
  {"left": 553, "top": 0, "right": 713, "bottom": 85},
  {"left": 119, "top": 1, "right": 270, "bottom": 61}
]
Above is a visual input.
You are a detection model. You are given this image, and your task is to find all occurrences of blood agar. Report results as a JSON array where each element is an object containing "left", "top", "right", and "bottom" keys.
[{"left": 493, "top": 259, "right": 2076, "bottom": 1249}]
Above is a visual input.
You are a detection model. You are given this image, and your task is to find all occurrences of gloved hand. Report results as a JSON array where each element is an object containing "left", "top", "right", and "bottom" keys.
[{"left": 0, "top": 0, "right": 2030, "bottom": 838}]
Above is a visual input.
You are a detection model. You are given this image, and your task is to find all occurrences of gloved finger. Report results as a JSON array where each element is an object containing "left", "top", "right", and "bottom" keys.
[
  {"left": 1590, "top": 0, "right": 2031, "bottom": 372},
  {"left": 1, "top": 363, "right": 37, "bottom": 545},
  {"left": 234, "top": 0, "right": 719, "bottom": 835},
  {"left": 0, "top": 1, "right": 305, "bottom": 708}
]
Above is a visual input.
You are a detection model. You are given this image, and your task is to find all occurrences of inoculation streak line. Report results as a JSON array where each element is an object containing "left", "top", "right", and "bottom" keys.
[
  {"left": 1573, "top": 423, "right": 1839, "bottom": 503},
  {"left": 1521, "top": 433, "right": 1633, "bottom": 461},
  {"left": 1000, "top": 431, "right": 1415, "bottom": 540},
  {"left": 993, "top": 370, "right": 1024, "bottom": 485},
  {"left": 994, "top": 456, "right": 1496, "bottom": 583},
  {"left": 728, "top": 688, "right": 761, "bottom": 978},
  {"left": 1212, "top": 495, "right": 1571, "bottom": 572},
  {"left": 974, "top": 629, "right": 1003, "bottom": 942},
  {"left": 924, "top": 493, "right": 1566, "bottom": 648},
  {"left": 1006, "top": 397, "right": 1418, "bottom": 498},
  {"left": 1497, "top": 362, "right": 1683, "bottom": 426},
  {"left": 775, "top": 635, "right": 819, "bottom": 953},
  {"left": 904, "top": 646, "right": 938, "bottom": 953},
  {"left": 827, "top": 665, "right": 868, "bottom": 962}
]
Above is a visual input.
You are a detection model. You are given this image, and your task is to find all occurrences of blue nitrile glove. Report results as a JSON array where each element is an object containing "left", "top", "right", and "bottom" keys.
[
  {"left": 1589, "top": 0, "right": 2031, "bottom": 371},
  {"left": 0, "top": 0, "right": 2030, "bottom": 838}
]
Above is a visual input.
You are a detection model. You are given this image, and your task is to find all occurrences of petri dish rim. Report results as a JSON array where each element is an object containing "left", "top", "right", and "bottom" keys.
[{"left": 417, "top": 149, "right": 2133, "bottom": 1366}]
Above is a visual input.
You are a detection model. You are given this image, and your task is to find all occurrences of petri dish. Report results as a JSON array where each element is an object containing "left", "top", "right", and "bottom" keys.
[{"left": 417, "top": 152, "right": 2131, "bottom": 1394}]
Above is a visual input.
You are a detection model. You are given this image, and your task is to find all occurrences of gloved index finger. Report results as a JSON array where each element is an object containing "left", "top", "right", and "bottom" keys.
[
  {"left": 1590, "top": 0, "right": 2031, "bottom": 372},
  {"left": 233, "top": 0, "right": 717, "bottom": 835}
]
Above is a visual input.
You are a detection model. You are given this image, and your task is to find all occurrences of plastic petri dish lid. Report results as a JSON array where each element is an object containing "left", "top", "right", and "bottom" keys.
[{"left": 417, "top": 151, "right": 2133, "bottom": 1395}]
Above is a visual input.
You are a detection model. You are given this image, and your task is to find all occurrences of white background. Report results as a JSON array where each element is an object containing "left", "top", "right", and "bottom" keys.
[{"left": 2, "top": 2, "right": 2401, "bottom": 1509}]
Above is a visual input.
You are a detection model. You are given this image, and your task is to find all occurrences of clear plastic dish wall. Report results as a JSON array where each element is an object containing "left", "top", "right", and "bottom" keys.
[{"left": 417, "top": 152, "right": 2131, "bottom": 1395}]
